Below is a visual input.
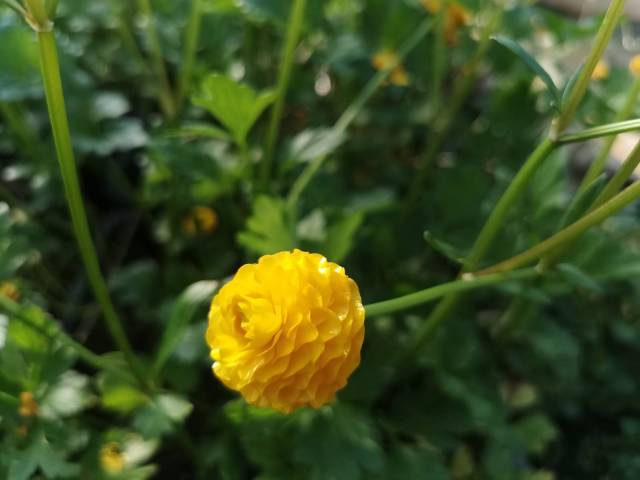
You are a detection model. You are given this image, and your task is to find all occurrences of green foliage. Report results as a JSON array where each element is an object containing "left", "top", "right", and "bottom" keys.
[{"left": 2, "top": 0, "right": 640, "bottom": 478}]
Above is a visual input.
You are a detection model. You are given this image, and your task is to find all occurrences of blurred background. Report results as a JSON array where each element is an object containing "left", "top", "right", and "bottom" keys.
[{"left": 3, "top": 0, "right": 640, "bottom": 478}]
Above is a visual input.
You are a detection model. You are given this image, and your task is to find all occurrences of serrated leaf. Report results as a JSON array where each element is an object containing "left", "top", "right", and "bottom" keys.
[
  {"left": 193, "top": 74, "right": 275, "bottom": 145},
  {"left": 41, "top": 370, "right": 94, "bottom": 418},
  {"left": 493, "top": 36, "right": 560, "bottom": 107},
  {"left": 133, "top": 394, "right": 193, "bottom": 438},
  {"left": 237, "top": 195, "right": 296, "bottom": 255}
]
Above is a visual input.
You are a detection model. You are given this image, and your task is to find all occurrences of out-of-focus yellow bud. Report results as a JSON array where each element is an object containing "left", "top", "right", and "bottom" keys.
[
  {"left": 372, "top": 50, "right": 411, "bottom": 87},
  {"left": 100, "top": 442, "right": 124, "bottom": 475},
  {"left": 592, "top": 60, "right": 610, "bottom": 81},
  {"left": 629, "top": 55, "right": 640, "bottom": 77},
  {"left": 0, "top": 281, "right": 20, "bottom": 301},
  {"left": 206, "top": 249, "right": 365, "bottom": 413},
  {"left": 182, "top": 206, "right": 219, "bottom": 235},
  {"left": 422, "top": 0, "right": 471, "bottom": 45},
  {"left": 18, "top": 391, "right": 38, "bottom": 417}
]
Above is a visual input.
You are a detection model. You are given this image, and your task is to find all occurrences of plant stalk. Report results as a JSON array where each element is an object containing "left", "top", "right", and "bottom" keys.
[
  {"left": 580, "top": 76, "right": 640, "bottom": 189},
  {"left": 177, "top": 0, "right": 204, "bottom": 112},
  {"left": 34, "top": 29, "right": 147, "bottom": 387},
  {"left": 553, "top": 0, "right": 627, "bottom": 135},
  {"left": 365, "top": 268, "right": 538, "bottom": 318},
  {"left": 478, "top": 178, "right": 640, "bottom": 276},
  {"left": 262, "top": 0, "right": 307, "bottom": 189},
  {"left": 136, "top": 0, "right": 176, "bottom": 119}
]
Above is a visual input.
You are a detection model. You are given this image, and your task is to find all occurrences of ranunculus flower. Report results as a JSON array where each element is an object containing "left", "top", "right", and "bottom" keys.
[{"left": 206, "top": 249, "right": 365, "bottom": 413}]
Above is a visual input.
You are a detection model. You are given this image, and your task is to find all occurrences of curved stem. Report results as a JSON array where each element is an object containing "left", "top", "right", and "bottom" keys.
[
  {"left": 365, "top": 268, "right": 538, "bottom": 318},
  {"left": 136, "top": 0, "right": 176, "bottom": 119},
  {"left": 478, "top": 179, "right": 640, "bottom": 276},
  {"left": 35, "top": 29, "right": 147, "bottom": 388},
  {"left": 286, "top": 18, "right": 433, "bottom": 209},
  {"left": 261, "top": 0, "right": 307, "bottom": 188},
  {"left": 177, "top": 0, "right": 204, "bottom": 112},
  {"left": 553, "top": 0, "right": 627, "bottom": 134},
  {"left": 580, "top": 77, "right": 640, "bottom": 188}
]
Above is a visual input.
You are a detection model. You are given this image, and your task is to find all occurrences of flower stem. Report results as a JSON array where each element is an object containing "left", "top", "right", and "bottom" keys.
[
  {"left": 35, "top": 29, "right": 147, "bottom": 388},
  {"left": 556, "top": 118, "right": 640, "bottom": 145},
  {"left": 136, "top": 0, "right": 176, "bottom": 119},
  {"left": 430, "top": 0, "right": 449, "bottom": 114},
  {"left": 553, "top": 0, "right": 627, "bottom": 135},
  {"left": 365, "top": 268, "right": 538, "bottom": 318},
  {"left": 261, "top": 0, "right": 307, "bottom": 189},
  {"left": 580, "top": 76, "right": 640, "bottom": 189},
  {"left": 405, "top": 4, "right": 503, "bottom": 209},
  {"left": 478, "top": 178, "right": 640, "bottom": 276},
  {"left": 286, "top": 18, "right": 433, "bottom": 210},
  {"left": 176, "top": 0, "right": 204, "bottom": 113}
]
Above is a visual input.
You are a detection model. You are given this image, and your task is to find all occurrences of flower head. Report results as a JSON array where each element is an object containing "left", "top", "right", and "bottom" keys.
[
  {"left": 372, "top": 49, "right": 410, "bottom": 87},
  {"left": 629, "top": 55, "right": 640, "bottom": 77},
  {"left": 206, "top": 249, "right": 365, "bottom": 413}
]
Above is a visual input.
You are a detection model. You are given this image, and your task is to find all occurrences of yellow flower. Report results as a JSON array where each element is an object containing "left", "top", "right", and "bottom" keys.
[
  {"left": 182, "top": 206, "right": 219, "bottom": 235},
  {"left": 422, "top": 0, "right": 471, "bottom": 45},
  {"left": 100, "top": 442, "right": 124, "bottom": 474},
  {"left": 592, "top": 60, "right": 610, "bottom": 81},
  {"left": 0, "top": 281, "right": 20, "bottom": 301},
  {"left": 18, "top": 391, "right": 38, "bottom": 417},
  {"left": 206, "top": 249, "right": 365, "bottom": 413},
  {"left": 629, "top": 55, "right": 640, "bottom": 77},
  {"left": 372, "top": 49, "right": 410, "bottom": 87}
]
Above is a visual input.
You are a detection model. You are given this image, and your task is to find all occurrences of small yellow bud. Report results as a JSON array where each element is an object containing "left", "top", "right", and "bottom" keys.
[
  {"left": 18, "top": 391, "right": 38, "bottom": 418},
  {"left": 591, "top": 60, "right": 610, "bottom": 81},
  {"left": 372, "top": 50, "right": 411, "bottom": 87},
  {"left": 422, "top": 0, "right": 471, "bottom": 45},
  {"left": 182, "top": 206, "right": 219, "bottom": 235},
  {"left": 100, "top": 442, "right": 124, "bottom": 475},
  {"left": 0, "top": 281, "right": 20, "bottom": 301},
  {"left": 629, "top": 55, "right": 640, "bottom": 77}
]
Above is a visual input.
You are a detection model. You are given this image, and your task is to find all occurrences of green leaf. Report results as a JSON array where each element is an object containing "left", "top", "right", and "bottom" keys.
[
  {"left": 0, "top": 24, "right": 41, "bottom": 101},
  {"left": 287, "top": 128, "right": 347, "bottom": 164},
  {"left": 133, "top": 394, "right": 193, "bottom": 438},
  {"left": 561, "top": 64, "right": 583, "bottom": 109},
  {"left": 424, "top": 231, "right": 466, "bottom": 265},
  {"left": 237, "top": 195, "right": 296, "bottom": 256},
  {"left": 555, "top": 263, "right": 603, "bottom": 293},
  {"left": 323, "top": 212, "right": 364, "bottom": 263},
  {"left": 193, "top": 74, "right": 275, "bottom": 145},
  {"left": 98, "top": 354, "right": 148, "bottom": 414},
  {"left": 513, "top": 414, "right": 558, "bottom": 454},
  {"left": 493, "top": 36, "right": 560, "bottom": 107},
  {"left": 152, "top": 280, "right": 219, "bottom": 379},
  {"left": 166, "top": 123, "right": 231, "bottom": 141},
  {"left": 41, "top": 370, "right": 94, "bottom": 418},
  {"left": 234, "top": 0, "right": 324, "bottom": 30}
]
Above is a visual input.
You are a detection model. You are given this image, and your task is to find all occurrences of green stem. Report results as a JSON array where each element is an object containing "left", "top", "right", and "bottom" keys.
[
  {"left": 539, "top": 139, "right": 640, "bottom": 269},
  {"left": 580, "top": 77, "right": 640, "bottom": 188},
  {"left": 261, "top": 0, "right": 307, "bottom": 188},
  {"left": 177, "top": 0, "right": 204, "bottom": 112},
  {"left": 35, "top": 29, "right": 147, "bottom": 387},
  {"left": 557, "top": 118, "right": 640, "bottom": 145},
  {"left": 430, "top": 0, "right": 448, "bottom": 115},
  {"left": 478, "top": 179, "right": 640, "bottom": 276},
  {"left": 136, "top": 0, "right": 176, "bottom": 119},
  {"left": 24, "top": 0, "right": 48, "bottom": 27},
  {"left": 553, "top": 0, "right": 627, "bottom": 134},
  {"left": 464, "top": 138, "right": 556, "bottom": 271},
  {"left": 405, "top": 5, "right": 503, "bottom": 208},
  {"left": 286, "top": 18, "right": 433, "bottom": 209},
  {"left": 365, "top": 268, "right": 538, "bottom": 318}
]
